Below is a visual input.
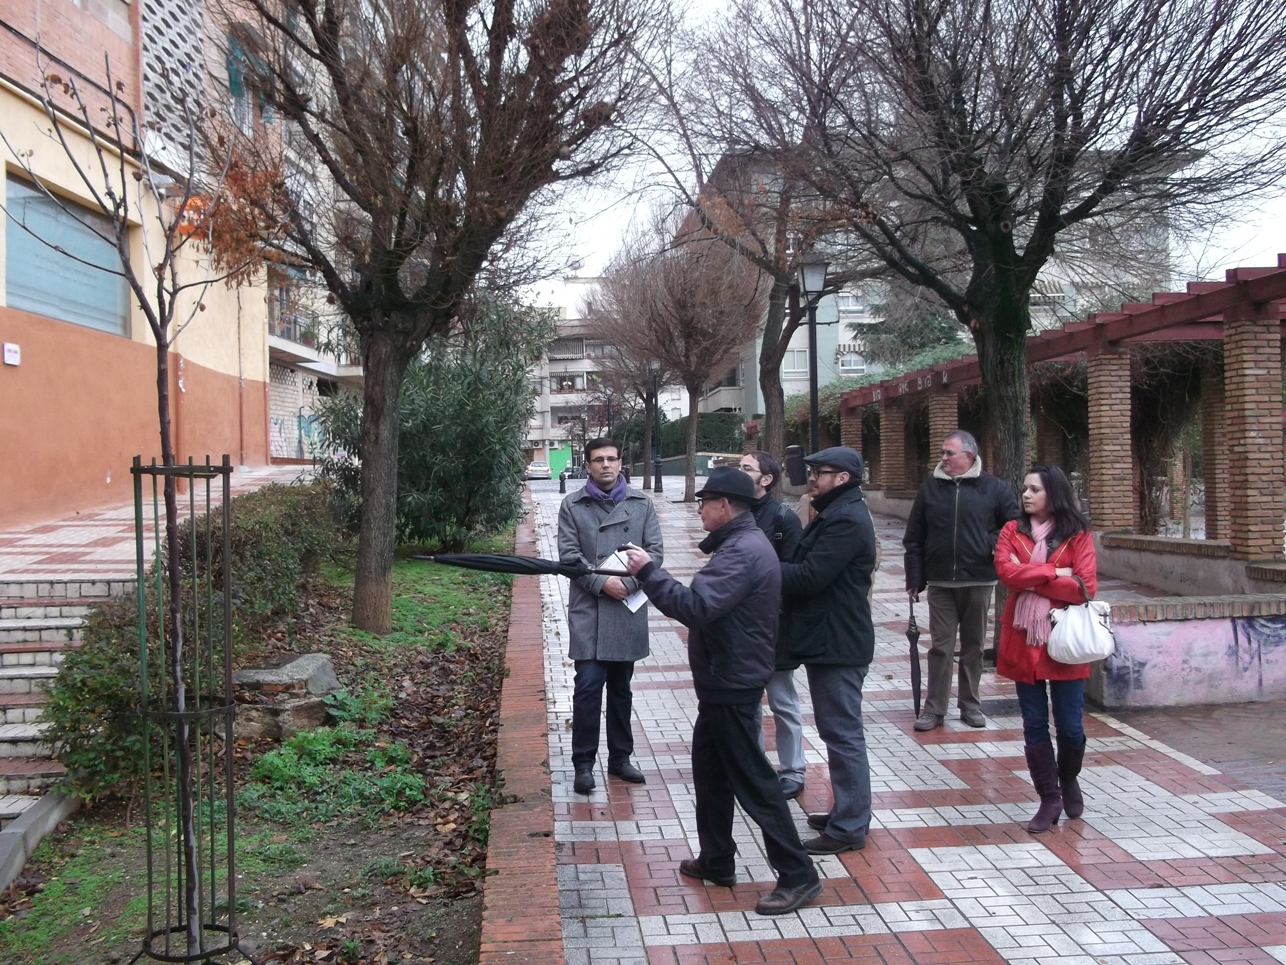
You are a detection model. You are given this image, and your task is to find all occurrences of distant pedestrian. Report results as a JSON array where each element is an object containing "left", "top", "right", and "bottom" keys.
[
  {"left": 622, "top": 467, "right": 822, "bottom": 916},
  {"left": 780, "top": 446, "right": 878, "bottom": 855},
  {"left": 737, "top": 451, "right": 807, "bottom": 800},
  {"left": 995, "top": 465, "right": 1096, "bottom": 832},
  {"left": 903, "top": 429, "right": 1019, "bottom": 731},
  {"left": 557, "top": 437, "right": 663, "bottom": 794}
]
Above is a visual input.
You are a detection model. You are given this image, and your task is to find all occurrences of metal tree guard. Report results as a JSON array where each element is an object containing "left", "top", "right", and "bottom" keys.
[{"left": 131, "top": 455, "right": 242, "bottom": 963}]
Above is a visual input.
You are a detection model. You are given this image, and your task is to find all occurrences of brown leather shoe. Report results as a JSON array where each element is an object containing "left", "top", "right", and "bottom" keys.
[{"left": 754, "top": 877, "right": 823, "bottom": 915}]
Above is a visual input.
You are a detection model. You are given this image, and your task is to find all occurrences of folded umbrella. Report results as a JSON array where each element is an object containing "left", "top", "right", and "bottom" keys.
[
  {"left": 413, "top": 553, "right": 631, "bottom": 577},
  {"left": 907, "top": 601, "right": 923, "bottom": 718}
]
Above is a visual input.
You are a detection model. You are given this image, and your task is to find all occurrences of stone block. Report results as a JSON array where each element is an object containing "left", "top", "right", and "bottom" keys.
[
  {"left": 235, "top": 696, "right": 332, "bottom": 742},
  {"left": 232, "top": 653, "right": 341, "bottom": 696}
]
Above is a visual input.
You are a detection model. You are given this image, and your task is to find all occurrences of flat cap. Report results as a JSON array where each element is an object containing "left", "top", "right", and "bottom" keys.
[
  {"left": 803, "top": 446, "right": 863, "bottom": 479},
  {"left": 696, "top": 466, "right": 757, "bottom": 504}
]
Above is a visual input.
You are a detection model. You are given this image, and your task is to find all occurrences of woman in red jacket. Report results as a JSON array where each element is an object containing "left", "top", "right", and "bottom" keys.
[{"left": 994, "top": 465, "right": 1095, "bottom": 833}]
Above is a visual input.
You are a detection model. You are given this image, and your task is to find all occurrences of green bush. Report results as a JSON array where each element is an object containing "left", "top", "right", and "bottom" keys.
[
  {"left": 661, "top": 412, "right": 744, "bottom": 458},
  {"left": 43, "top": 482, "right": 336, "bottom": 804}
]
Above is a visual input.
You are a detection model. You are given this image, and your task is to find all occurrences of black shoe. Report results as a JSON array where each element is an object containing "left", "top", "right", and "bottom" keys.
[
  {"left": 607, "top": 761, "right": 646, "bottom": 784},
  {"left": 573, "top": 767, "right": 595, "bottom": 794},
  {"left": 779, "top": 777, "right": 805, "bottom": 800},
  {"left": 678, "top": 858, "right": 735, "bottom": 888},
  {"left": 754, "top": 877, "right": 823, "bottom": 915},
  {"left": 803, "top": 832, "right": 865, "bottom": 855},
  {"left": 806, "top": 812, "right": 830, "bottom": 832}
]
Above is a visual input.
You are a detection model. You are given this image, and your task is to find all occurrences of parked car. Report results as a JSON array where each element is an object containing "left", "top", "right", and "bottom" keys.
[{"left": 524, "top": 460, "right": 552, "bottom": 481}]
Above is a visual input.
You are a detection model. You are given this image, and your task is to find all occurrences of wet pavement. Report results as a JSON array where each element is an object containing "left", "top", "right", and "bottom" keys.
[{"left": 529, "top": 481, "right": 1286, "bottom": 965}]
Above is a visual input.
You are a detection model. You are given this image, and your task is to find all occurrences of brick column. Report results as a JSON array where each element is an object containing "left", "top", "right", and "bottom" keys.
[
  {"left": 1033, "top": 406, "right": 1063, "bottom": 466},
  {"left": 863, "top": 413, "right": 881, "bottom": 489},
  {"left": 1224, "top": 311, "right": 1283, "bottom": 560},
  {"left": 880, "top": 403, "right": 908, "bottom": 491},
  {"left": 840, "top": 403, "right": 862, "bottom": 449},
  {"left": 1087, "top": 348, "right": 1134, "bottom": 532},
  {"left": 926, "top": 392, "right": 958, "bottom": 455},
  {"left": 1169, "top": 453, "right": 1186, "bottom": 521},
  {"left": 1201, "top": 360, "right": 1227, "bottom": 540}
]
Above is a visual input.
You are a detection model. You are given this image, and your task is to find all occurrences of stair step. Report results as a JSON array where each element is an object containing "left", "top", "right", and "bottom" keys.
[
  {"left": 0, "top": 617, "right": 83, "bottom": 645},
  {"left": 0, "top": 641, "right": 78, "bottom": 668},
  {"left": 0, "top": 695, "right": 46, "bottom": 725},
  {"left": 0, "top": 666, "right": 59, "bottom": 695},
  {"left": 0, "top": 757, "right": 65, "bottom": 795},
  {"left": 0, "top": 601, "right": 93, "bottom": 620},
  {"left": 0, "top": 723, "right": 50, "bottom": 758},
  {"left": 0, "top": 579, "right": 133, "bottom": 602},
  {"left": 0, "top": 793, "right": 37, "bottom": 827}
]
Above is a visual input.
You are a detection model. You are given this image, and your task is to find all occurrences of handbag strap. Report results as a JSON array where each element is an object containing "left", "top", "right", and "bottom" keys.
[{"left": 1071, "top": 574, "right": 1092, "bottom": 603}]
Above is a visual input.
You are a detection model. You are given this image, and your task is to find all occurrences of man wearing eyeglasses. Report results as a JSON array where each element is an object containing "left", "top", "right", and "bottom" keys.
[
  {"left": 621, "top": 467, "right": 822, "bottom": 916},
  {"left": 903, "top": 430, "right": 1019, "bottom": 732},
  {"left": 779, "top": 446, "right": 878, "bottom": 855},
  {"left": 558, "top": 437, "right": 663, "bottom": 794},
  {"left": 737, "top": 451, "right": 807, "bottom": 801}
]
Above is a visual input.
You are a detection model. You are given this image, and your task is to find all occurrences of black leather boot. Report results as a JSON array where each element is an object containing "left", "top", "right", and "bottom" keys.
[
  {"left": 1057, "top": 736, "right": 1086, "bottom": 819},
  {"left": 1025, "top": 741, "right": 1063, "bottom": 833}
]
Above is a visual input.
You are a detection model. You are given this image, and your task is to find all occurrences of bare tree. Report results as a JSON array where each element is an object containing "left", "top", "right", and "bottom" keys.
[
  {"left": 711, "top": 0, "right": 1286, "bottom": 489},
  {"left": 209, "top": 0, "right": 665, "bottom": 632},
  {"left": 598, "top": 221, "right": 766, "bottom": 499}
]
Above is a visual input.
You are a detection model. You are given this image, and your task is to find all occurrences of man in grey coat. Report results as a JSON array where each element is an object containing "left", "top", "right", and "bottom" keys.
[{"left": 557, "top": 437, "right": 663, "bottom": 794}]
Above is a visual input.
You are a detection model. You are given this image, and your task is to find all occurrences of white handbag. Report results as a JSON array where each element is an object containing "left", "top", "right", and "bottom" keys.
[{"left": 1046, "top": 576, "right": 1116, "bottom": 664}]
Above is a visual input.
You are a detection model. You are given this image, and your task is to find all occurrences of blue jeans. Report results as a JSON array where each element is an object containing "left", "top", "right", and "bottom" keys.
[
  {"left": 804, "top": 663, "right": 871, "bottom": 843},
  {"left": 1015, "top": 679, "right": 1085, "bottom": 747},
  {"left": 757, "top": 670, "right": 806, "bottom": 782}
]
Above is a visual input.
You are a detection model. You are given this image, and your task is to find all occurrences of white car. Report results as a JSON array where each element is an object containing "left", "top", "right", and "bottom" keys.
[{"left": 524, "top": 460, "right": 552, "bottom": 481}]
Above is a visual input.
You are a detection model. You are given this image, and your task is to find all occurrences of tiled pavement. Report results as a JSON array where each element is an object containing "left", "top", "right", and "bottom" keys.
[
  {"left": 0, "top": 465, "right": 312, "bottom": 582},
  {"left": 501, "top": 485, "right": 1286, "bottom": 965}
]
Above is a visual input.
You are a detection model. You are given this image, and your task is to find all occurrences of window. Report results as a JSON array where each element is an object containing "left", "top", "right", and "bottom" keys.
[
  {"left": 838, "top": 352, "right": 867, "bottom": 375},
  {"left": 549, "top": 337, "right": 585, "bottom": 359},
  {"left": 782, "top": 349, "right": 808, "bottom": 374},
  {"left": 836, "top": 292, "right": 867, "bottom": 315},
  {"left": 551, "top": 372, "right": 586, "bottom": 392},
  {"left": 5, "top": 177, "right": 129, "bottom": 335}
]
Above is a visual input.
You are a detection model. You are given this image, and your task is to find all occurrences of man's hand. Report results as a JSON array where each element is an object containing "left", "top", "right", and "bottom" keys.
[
  {"left": 602, "top": 576, "right": 629, "bottom": 600},
  {"left": 908, "top": 589, "right": 920, "bottom": 603},
  {"left": 622, "top": 546, "right": 652, "bottom": 575}
]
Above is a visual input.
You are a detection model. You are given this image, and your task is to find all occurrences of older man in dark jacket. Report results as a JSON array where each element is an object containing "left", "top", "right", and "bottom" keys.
[
  {"left": 623, "top": 467, "right": 821, "bottom": 917},
  {"left": 780, "top": 446, "right": 878, "bottom": 856}
]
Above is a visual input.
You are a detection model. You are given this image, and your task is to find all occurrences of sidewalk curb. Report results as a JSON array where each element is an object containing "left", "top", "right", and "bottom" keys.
[
  {"left": 0, "top": 791, "right": 80, "bottom": 891},
  {"left": 479, "top": 498, "right": 564, "bottom": 964}
]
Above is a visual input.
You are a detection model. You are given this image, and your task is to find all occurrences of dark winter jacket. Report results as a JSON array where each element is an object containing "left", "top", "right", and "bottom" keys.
[
  {"left": 751, "top": 493, "right": 803, "bottom": 562},
  {"left": 902, "top": 458, "right": 1019, "bottom": 592},
  {"left": 779, "top": 482, "right": 878, "bottom": 669},
  {"left": 637, "top": 512, "right": 780, "bottom": 704}
]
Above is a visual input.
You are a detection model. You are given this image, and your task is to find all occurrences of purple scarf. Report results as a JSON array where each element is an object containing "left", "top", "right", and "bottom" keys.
[
  {"left": 1013, "top": 517, "right": 1056, "bottom": 647},
  {"left": 585, "top": 474, "right": 629, "bottom": 505}
]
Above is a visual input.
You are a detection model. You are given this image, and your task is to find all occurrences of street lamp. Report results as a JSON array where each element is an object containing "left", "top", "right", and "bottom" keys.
[
  {"left": 650, "top": 359, "right": 664, "bottom": 494},
  {"left": 797, "top": 250, "right": 829, "bottom": 454}
]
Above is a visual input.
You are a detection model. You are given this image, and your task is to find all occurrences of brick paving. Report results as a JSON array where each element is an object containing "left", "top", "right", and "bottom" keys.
[{"left": 484, "top": 484, "right": 1286, "bottom": 965}]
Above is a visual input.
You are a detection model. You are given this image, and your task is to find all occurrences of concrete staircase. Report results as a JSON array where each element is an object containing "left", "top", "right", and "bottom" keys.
[{"left": 0, "top": 578, "right": 133, "bottom": 827}]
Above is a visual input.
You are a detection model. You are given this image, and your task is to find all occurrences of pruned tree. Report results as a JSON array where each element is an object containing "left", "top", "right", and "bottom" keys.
[
  {"left": 208, "top": 0, "right": 665, "bottom": 632},
  {"left": 598, "top": 219, "right": 766, "bottom": 499},
  {"left": 858, "top": 280, "right": 966, "bottom": 367},
  {"left": 711, "top": 0, "right": 1286, "bottom": 490}
]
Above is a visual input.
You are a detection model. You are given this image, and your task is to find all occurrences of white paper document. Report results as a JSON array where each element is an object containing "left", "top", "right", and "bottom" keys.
[{"left": 599, "top": 550, "right": 649, "bottom": 613}]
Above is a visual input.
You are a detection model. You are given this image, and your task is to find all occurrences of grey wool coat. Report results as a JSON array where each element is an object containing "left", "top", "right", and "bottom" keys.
[{"left": 557, "top": 486, "right": 664, "bottom": 662}]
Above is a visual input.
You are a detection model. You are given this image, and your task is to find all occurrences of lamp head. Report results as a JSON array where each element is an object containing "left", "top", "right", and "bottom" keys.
[{"left": 797, "top": 250, "right": 829, "bottom": 299}]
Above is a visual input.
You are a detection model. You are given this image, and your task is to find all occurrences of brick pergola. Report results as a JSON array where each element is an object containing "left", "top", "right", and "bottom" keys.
[{"left": 838, "top": 259, "right": 1286, "bottom": 561}]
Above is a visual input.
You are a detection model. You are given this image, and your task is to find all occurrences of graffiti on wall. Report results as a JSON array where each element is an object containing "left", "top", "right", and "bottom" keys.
[
  {"left": 270, "top": 413, "right": 323, "bottom": 460},
  {"left": 1100, "top": 614, "right": 1286, "bottom": 708}
]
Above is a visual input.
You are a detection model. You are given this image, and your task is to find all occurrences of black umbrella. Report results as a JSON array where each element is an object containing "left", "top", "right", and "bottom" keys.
[
  {"left": 907, "top": 600, "right": 923, "bottom": 717},
  {"left": 413, "top": 553, "right": 631, "bottom": 578}
]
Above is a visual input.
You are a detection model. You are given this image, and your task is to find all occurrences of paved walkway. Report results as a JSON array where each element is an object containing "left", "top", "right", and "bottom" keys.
[{"left": 512, "top": 485, "right": 1286, "bottom": 965}]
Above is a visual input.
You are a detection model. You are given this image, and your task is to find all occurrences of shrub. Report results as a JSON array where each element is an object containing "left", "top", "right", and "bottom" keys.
[
  {"left": 43, "top": 481, "right": 335, "bottom": 804},
  {"left": 661, "top": 412, "right": 744, "bottom": 458}
]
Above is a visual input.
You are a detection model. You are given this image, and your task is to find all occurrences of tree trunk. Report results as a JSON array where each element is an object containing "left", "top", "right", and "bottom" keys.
[
  {"left": 684, "top": 387, "right": 700, "bottom": 502},
  {"left": 353, "top": 328, "right": 412, "bottom": 634},
  {"left": 972, "top": 286, "right": 1030, "bottom": 496},
  {"left": 757, "top": 280, "right": 795, "bottom": 459}
]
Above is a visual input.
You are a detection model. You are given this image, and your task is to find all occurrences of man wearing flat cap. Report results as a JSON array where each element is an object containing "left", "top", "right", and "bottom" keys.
[
  {"left": 622, "top": 466, "right": 821, "bottom": 917},
  {"left": 779, "top": 446, "right": 878, "bottom": 855}
]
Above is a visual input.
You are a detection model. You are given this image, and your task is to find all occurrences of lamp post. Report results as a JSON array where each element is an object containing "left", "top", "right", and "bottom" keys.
[
  {"left": 797, "top": 250, "right": 829, "bottom": 454},
  {"left": 650, "top": 359, "right": 664, "bottom": 494}
]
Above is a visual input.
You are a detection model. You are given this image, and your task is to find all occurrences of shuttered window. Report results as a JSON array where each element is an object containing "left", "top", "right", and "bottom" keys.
[{"left": 5, "top": 177, "right": 129, "bottom": 335}]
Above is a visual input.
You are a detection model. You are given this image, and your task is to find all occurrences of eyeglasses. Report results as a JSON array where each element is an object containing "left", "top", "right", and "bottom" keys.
[
  {"left": 696, "top": 497, "right": 726, "bottom": 510},
  {"left": 737, "top": 465, "right": 762, "bottom": 475},
  {"left": 808, "top": 468, "right": 841, "bottom": 479},
  {"left": 587, "top": 456, "right": 621, "bottom": 465}
]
